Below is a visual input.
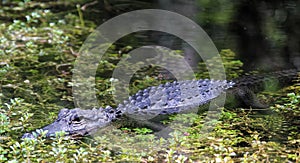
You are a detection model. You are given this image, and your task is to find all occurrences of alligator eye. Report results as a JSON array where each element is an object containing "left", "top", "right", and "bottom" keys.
[
  {"left": 71, "top": 116, "right": 82, "bottom": 124},
  {"left": 74, "top": 117, "right": 81, "bottom": 121}
]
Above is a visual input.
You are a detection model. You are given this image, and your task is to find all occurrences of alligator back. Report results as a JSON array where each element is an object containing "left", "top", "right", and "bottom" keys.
[{"left": 116, "top": 79, "right": 235, "bottom": 120}]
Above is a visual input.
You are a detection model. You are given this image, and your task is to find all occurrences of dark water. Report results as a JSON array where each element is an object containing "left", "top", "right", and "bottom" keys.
[{"left": 82, "top": 0, "right": 300, "bottom": 71}]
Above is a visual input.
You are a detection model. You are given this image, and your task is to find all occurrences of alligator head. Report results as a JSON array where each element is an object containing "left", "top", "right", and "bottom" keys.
[{"left": 22, "top": 107, "right": 117, "bottom": 139}]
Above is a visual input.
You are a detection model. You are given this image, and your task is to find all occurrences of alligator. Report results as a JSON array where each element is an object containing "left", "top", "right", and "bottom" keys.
[{"left": 22, "top": 69, "right": 299, "bottom": 139}]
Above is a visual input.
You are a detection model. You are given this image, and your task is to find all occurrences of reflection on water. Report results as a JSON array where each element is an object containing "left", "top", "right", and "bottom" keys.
[{"left": 84, "top": 0, "right": 300, "bottom": 71}]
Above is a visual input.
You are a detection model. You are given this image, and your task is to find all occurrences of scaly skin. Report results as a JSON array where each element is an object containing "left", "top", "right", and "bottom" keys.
[{"left": 22, "top": 69, "right": 298, "bottom": 139}]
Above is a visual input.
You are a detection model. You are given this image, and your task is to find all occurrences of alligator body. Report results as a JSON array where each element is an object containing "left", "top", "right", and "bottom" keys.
[{"left": 22, "top": 69, "right": 298, "bottom": 139}]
